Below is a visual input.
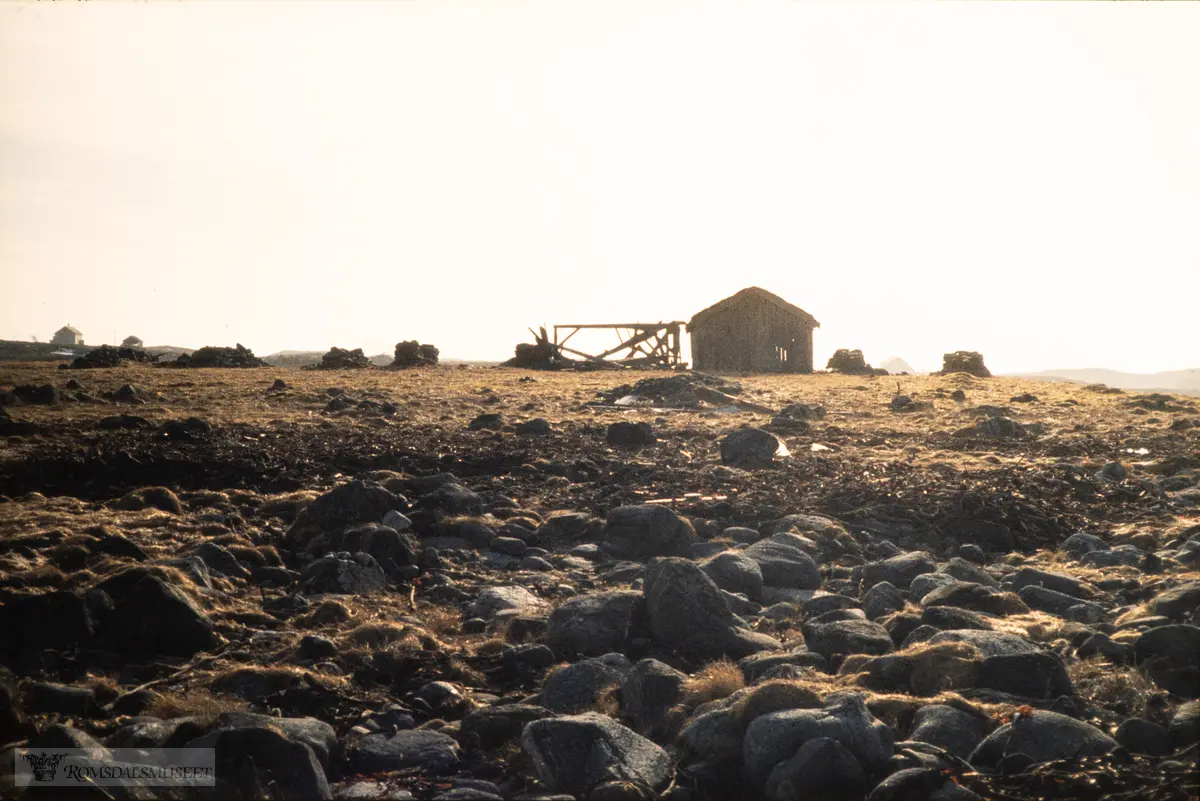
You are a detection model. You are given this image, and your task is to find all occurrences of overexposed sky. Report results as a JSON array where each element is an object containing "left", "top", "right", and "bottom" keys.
[{"left": 1, "top": 1, "right": 1198, "bottom": 373}]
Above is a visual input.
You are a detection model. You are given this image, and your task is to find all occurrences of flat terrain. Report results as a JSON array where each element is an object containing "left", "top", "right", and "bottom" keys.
[{"left": 1, "top": 362, "right": 1198, "bottom": 800}]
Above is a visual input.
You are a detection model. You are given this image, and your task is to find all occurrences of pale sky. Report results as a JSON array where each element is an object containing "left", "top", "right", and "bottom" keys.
[{"left": 2, "top": 1, "right": 1198, "bottom": 374}]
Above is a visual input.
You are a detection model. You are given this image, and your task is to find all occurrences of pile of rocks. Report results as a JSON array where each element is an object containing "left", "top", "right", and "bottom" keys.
[
  {"left": 827, "top": 349, "right": 886, "bottom": 376},
  {"left": 165, "top": 344, "right": 267, "bottom": 368},
  {"left": 392, "top": 340, "right": 440, "bottom": 368},
  {"left": 940, "top": 351, "right": 992, "bottom": 378},
  {"left": 313, "top": 347, "right": 372, "bottom": 370},
  {"left": 67, "top": 345, "right": 158, "bottom": 369}
]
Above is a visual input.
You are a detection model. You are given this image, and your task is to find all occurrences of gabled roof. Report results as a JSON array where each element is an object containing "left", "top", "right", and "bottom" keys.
[
  {"left": 56, "top": 325, "right": 82, "bottom": 335},
  {"left": 688, "top": 287, "right": 820, "bottom": 330}
]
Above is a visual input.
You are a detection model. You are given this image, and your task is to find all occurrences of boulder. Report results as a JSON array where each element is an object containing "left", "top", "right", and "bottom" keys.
[
  {"left": 921, "top": 582, "right": 1028, "bottom": 616},
  {"left": 1010, "top": 568, "right": 1095, "bottom": 601},
  {"left": 742, "top": 694, "right": 894, "bottom": 790},
  {"left": 91, "top": 570, "right": 217, "bottom": 657},
  {"left": 969, "top": 710, "right": 1118, "bottom": 772},
  {"left": 803, "top": 620, "right": 894, "bottom": 662},
  {"left": 702, "top": 551, "right": 766, "bottom": 601},
  {"left": 542, "top": 654, "right": 630, "bottom": 714},
  {"left": 644, "top": 557, "right": 781, "bottom": 660},
  {"left": 460, "top": 704, "right": 552, "bottom": 749},
  {"left": 417, "top": 483, "right": 484, "bottom": 519},
  {"left": 862, "top": 552, "right": 936, "bottom": 591},
  {"left": 602, "top": 506, "right": 696, "bottom": 561},
  {"left": 927, "top": 630, "right": 1041, "bottom": 658},
  {"left": 467, "top": 586, "right": 549, "bottom": 620},
  {"left": 1115, "top": 718, "right": 1172, "bottom": 756},
  {"left": 743, "top": 534, "right": 822, "bottom": 590},
  {"left": 620, "top": 659, "right": 688, "bottom": 740},
  {"left": 522, "top": 713, "right": 672, "bottom": 797},
  {"left": 284, "top": 480, "right": 401, "bottom": 550},
  {"left": 720, "top": 428, "right": 787, "bottom": 467},
  {"left": 607, "top": 422, "right": 656, "bottom": 447},
  {"left": 348, "top": 729, "right": 461, "bottom": 775},
  {"left": 1133, "top": 624, "right": 1200, "bottom": 697},
  {"left": 909, "top": 704, "right": 989, "bottom": 760},
  {"left": 1151, "top": 582, "right": 1200, "bottom": 621},
  {"left": 863, "top": 582, "right": 905, "bottom": 620},
  {"left": 547, "top": 591, "right": 643, "bottom": 658},
  {"left": 300, "top": 552, "right": 387, "bottom": 594},
  {"left": 186, "top": 724, "right": 331, "bottom": 800},
  {"left": 974, "top": 651, "right": 1074, "bottom": 699},
  {"left": 765, "top": 736, "right": 867, "bottom": 801}
]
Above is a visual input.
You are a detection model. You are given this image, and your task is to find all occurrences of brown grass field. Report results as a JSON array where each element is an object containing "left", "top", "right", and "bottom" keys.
[{"left": 1, "top": 360, "right": 1198, "bottom": 798}]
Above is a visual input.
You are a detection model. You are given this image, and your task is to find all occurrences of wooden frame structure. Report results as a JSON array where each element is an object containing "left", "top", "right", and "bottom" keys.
[{"left": 553, "top": 322, "right": 685, "bottom": 368}]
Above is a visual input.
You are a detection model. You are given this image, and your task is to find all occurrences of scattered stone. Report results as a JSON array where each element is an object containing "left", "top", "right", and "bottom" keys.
[
  {"left": 969, "top": 710, "right": 1118, "bottom": 772},
  {"left": 720, "top": 427, "right": 787, "bottom": 467},
  {"left": 349, "top": 729, "right": 460, "bottom": 775},
  {"left": 547, "top": 591, "right": 643, "bottom": 658},
  {"left": 299, "top": 552, "right": 388, "bottom": 594},
  {"left": 743, "top": 534, "right": 822, "bottom": 590},
  {"left": 1133, "top": 624, "right": 1200, "bottom": 697},
  {"left": 643, "top": 557, "right": 780, "bottom": 660},
  {"left": 606, "top": 421, "right": 656, "bottom": 447},
  {"left": 602, "top": 505, "right": 696, "bottom": 561},
  {"left": 742, "top": 694, "right": 894, "bottom": 790},
  {"left": 469, "top": 413, "right": 505, "bottom": 431},
  {"left": 541, "top": 654, "right": 629, "bottom": 714},
  {"left": 521, "top": 713, "right": 672, "bottom": 797},
  {"left": 909, "top": 704, "right": 988, "bottom": 760}
]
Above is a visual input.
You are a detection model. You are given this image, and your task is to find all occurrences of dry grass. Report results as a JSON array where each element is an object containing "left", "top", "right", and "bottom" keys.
[
  {"left": 339, "top": 622, "right": 416, "bottom": 650},
  {"left": 1069, "top": 657, "right": 1159, "bottom": 719},
  {"left": 731, "top": 678, "right": 828, "bottom": 725},
  {"left": 682, "top": 660, "right": 745, "bottom": 707},
  {"left": 850, "top": 641, "right": 984, "bottom": 697},
  {"left": 296, "top": 600, "right": 354, "bottom": 628},
  {"left": 145, "top": 690, "right": 249, "bottom": 719},
  {"left": 418, "top": 605, "right": 462, "bottom": 637}
]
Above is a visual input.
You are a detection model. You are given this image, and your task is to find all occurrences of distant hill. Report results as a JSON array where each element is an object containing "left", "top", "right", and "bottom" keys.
[
  {"left": 260, "top": 351, "right": 396, "bottom": 368},
  {"left": 1013, "top": 367, "right": 1200, "bottom": 396},
  {"left": 881, "top": 356, "right": 916, "bottom": 375}
]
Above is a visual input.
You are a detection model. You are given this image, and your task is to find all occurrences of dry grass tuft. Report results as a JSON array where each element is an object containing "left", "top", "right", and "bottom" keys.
[
  {"left": 682, "top": 660, "right": 746, "bottom": 708},
  {"left": 146, "top": 691, "right": 249, "bottom": 720},
  {"left": 296, "top": 600, "right": 354, "bottom": 628},
  {"left": 1069, "top": 657, "right": 1158, "bottom": 719},
  {"left": 731, "top": 678, "right": 829, "bottom": 725},
  {"left": 339, "top": 622, "right": 414, "bottom": 649},
  {"left": 418, "top": 605, "right": 462, "bottom": 637}
]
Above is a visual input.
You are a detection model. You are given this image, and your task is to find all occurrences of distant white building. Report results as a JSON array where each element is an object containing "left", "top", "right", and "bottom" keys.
[
  {"left": 122, "top": 335, "right": 144, "bottom": 349},
  {"left": 51, "top": 325, "right": 84, "bottom": 346}
]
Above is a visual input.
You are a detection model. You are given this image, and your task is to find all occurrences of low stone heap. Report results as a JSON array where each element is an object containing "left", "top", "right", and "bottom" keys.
[
  {"left": 392, "top": 341, "right": 439, "bottom": 368},
  {"left": 165, "top": 344, "right": 267, "bottom": 368},
  {"left": 67, "top": 345, "right": 158, "bottom": 370},
  {"left": 827, "top": 349, "right": 886, "bottom": 376},
  {"left": 941, "top": 351, "right": 991, "bottom": 378},
  {"left": 314, "top": 347, "right": 372, "bottom": 370}
]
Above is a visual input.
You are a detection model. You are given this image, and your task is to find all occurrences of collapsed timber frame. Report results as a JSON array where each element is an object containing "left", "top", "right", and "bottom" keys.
[{"left": 553, "top": 322, "right": 685, "bottom": 369}]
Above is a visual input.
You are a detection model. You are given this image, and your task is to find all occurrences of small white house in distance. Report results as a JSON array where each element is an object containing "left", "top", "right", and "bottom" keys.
[{"left": 51, "top": 325, "right": 84, "bottom": 346}]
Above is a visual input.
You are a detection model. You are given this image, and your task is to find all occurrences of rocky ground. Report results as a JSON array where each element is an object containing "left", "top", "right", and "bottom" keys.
[{"left": 0, "top": 362, "right": 1198, "bottom": 801}]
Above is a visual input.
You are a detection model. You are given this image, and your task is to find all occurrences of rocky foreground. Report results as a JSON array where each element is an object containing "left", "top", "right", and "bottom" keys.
[{"left": 0, "top": 365, "right": 1198, "bottom": 800}]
